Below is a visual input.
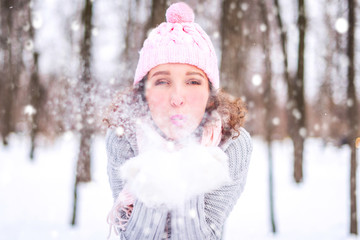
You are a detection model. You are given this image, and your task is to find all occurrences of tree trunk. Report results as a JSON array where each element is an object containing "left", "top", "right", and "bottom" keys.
[
  {"left": 315, "top": 2, "right": 336, "bottom": 141},
  {"left": 121, "top": 0, "right": 166, "bottom": 84},
  {"left": 0, "top": 1, "right": 26, "bottom": 145},
  {"left": 220, "top": 0, "right": 248, "bottom": 96},
  {"left": 29, "top": 52, "right": 41, "bottom": 160},
  {"left": 27, "top": 1, "right": 42, "bottom": 160},
  {"left": 121, "top": 0, "right": 138, "bottom": 83},
  {"left": 0, "top": 0, "right": 15, "bottom": 146},
  {"left": 274, "top": 0, "right": 305, "bottom": 183},
  {"left": 71, "top": 0, "right": 94, "bottom": 226},
  {"left": 347, "top": 0, "right": 358, "bottom": 234},
  {"left": 143, "top": 0, "right": 168, "bottom": 41},
  {"left": 259, "top": 0, "right": 277, "bottom": 233},
  {"left": 274, "top": 0, "right": 300, "bottom": 153},
  {"left": 273, "top": 0, "right": 290, "bottom": 89},
  {"left": 292, "top": 0, "right": 307, "bottom": 183}
]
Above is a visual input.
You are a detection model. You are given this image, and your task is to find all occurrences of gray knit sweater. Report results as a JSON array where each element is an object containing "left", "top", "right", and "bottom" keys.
[{"left": 106, "top": 127, "right": 252, "bottom": 240}]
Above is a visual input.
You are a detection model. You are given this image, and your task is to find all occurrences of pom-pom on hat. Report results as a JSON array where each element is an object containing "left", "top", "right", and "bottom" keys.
[{"left": 134, "top": 2, "right": 219, "bottom": 89}]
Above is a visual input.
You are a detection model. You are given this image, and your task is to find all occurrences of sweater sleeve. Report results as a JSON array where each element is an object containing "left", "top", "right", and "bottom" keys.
[
  {"left": 106, "top": 129, "right": 168, "bottom": 239},
  {"left": 106, "top": 129, "right": 134, "bottom": 199},
  {"left": 170, "top": 127, "right": 253, "bottom": 240}
]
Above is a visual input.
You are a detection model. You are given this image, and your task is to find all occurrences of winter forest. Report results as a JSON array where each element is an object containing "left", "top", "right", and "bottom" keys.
[{"left": 0, "top": 0, "right": 360, "bottom": 239}]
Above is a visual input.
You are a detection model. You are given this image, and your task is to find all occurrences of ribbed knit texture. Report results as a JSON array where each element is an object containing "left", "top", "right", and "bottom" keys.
[
  {"left": 106, "top": 127, "right": 252, "bottom": 240},
  {"left": 133, "top": 2, "right": 219, "bottom": 89}
]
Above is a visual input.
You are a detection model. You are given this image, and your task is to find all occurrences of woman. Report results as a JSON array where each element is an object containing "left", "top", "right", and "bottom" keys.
[{"left": 104, "top": 2, "right": 252, "bottom": 239}]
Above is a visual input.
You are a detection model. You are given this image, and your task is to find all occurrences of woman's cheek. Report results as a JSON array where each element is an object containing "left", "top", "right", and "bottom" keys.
[
  {"left": 147, "top": 93, "right": 168, "bottom": 119},
  {"left": 188, "top": 92, "right": 209, "bottom": 109},
  {"left": 147, "top": 90, "right": 166, "bottom": 107}
]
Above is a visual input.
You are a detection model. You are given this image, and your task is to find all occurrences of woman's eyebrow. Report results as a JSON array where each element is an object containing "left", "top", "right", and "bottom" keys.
[
  {"left": 186, "top": 71, "right": 205, "bottom": 78},
  {"left": 150, "top": 71, "right": 170, "bottom": 78}
]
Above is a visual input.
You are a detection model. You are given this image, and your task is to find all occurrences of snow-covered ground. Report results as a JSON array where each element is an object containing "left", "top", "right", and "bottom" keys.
[{"left": 0, "top": 133, "right": 359, "bottom": 240}]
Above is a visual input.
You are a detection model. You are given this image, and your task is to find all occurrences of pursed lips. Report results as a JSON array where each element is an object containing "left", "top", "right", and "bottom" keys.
[{"left": 170, "top": 114, "right": 186, "bottom": 126}]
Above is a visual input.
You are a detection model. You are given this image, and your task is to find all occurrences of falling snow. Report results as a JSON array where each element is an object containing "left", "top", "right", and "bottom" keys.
[
  {"left": 292, "top": 108, "right": 302, "bottom": 120},
  {"left": 25, "top": 40, "right": 34, "bottom": 51},
  {"left": 24, "top": 105, "right": 36, "bottom": 116},
  {"left": 299, "top": 127, "right": 307, "bottom": 138},
  {"left": 1, "top": 0, "right": 360, "bottom": 239},
  {"left": 31, "top": 12, "right": 43, "bottom": 29},
  {"left": 252, "top": 74, "right": 262, "bottom": 86},
  {"left": 335, "top": 18, "right": 349, "bottom": 34},
  {"left": 272, "top": 117, "right": 280, "bottom": 126},
  {"left": 71, "top": 21, "right": 80, "bottom": 32},
  {"left": 189, "top": 209, "right": 197, "bottom": 219},
  {"left": 115, "top": 126, "right": 124, "bottom": 137},
  {"left": 259, "top": 23, "right": 267, "bottom": 32},
  {"left": 240, "top": 3, "right": 249, "bottom": 11}
]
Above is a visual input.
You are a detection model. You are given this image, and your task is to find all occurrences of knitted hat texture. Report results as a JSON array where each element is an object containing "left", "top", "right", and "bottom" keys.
[{"left": 134, "top": 2, "right": 219, "bottom": 89}]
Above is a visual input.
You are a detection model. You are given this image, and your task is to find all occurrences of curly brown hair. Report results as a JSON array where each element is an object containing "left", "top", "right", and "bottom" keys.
[
  {"left": 103, "top": 79, "right": 247, "bottom": 142},
  {"left": 206, "top": 89, "right": 247, "bottom": 142}
]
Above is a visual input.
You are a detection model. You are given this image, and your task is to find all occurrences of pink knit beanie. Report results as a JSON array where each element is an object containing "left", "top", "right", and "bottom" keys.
[{"left": 134, "top": 2, "right": 220, "bottom": 89}]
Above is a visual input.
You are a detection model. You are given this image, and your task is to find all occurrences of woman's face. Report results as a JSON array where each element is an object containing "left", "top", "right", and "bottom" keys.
[{"left": 145, "top": 63, "right": 210, "bottom": 140}]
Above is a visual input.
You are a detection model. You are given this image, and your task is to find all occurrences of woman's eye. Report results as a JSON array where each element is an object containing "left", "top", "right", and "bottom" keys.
[
  {"left": 154, "top": 79, "right": 169, "bottom": 86},
  {"left": 187, "top": 79, "right": 201, "bottom": 85}
]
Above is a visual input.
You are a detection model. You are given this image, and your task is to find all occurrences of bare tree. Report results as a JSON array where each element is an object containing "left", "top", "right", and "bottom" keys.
[
  {"left": 121, "top": 0, "right": 141, "bottom": 84},
  {"left": 0, "top": 0, "right": 17, "bottom": 145},
  {"left": 292, "top": 0, "right": 307, "bottom": 183},
  {"left": 259, "top": 0, "right": 277, "bottom": 233},
  {"left": 27, "top": 0, "right": 44, "bottom": 160},
  {"left": 119, "top": 0, "right": 165, "bottom": 85},
  {"left": 220, "top": 0, "right": 249, "bottom": 97},
  {"left": 274, "top": 0, "right": 307, "bottom": 183},
  {"left": 313, "top": 1, "right": 336, "bottom": 141},
  {"left": 143, "top": 0, "right": 168, "bottom": 40},
  {"left": 71, "top": 0, "right": 94, "bottom": 226},
  {"left": 273, "top": 0, "right": 293, "bottom": 141},
  {"left": 273, "top": 0, "right": 289, "bottom": 87},
  {"left": 346, "top": 0, "right": 358, "bottom": 234}
]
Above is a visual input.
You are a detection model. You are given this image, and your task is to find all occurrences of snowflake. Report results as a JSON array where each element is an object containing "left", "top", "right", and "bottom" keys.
[
  {"left": 252, "top": 74, "right": 262, "bottom": 86},
  {"left": 71, "top": 21, "right": 80, "bottom": 32},
  {"left": 272, "top": 117, "right": 280, "bottom": 126},
  {"left": 241, "top": 3, "right": 249, "bottom": 11},
  {"left": 347, "top": 99, "right": 354, "bottom": 107},
  {"left": 299, "top": 127, "right": 307, "bottom": 138},
  {"left": 31, "top": 12, "right": 43, "bottom": 29},
  {"left": 292, "top": 109, "right": 301, "bottom": 120},
  {"left": 25, "top": 40, "right": 34, "bottom": 51},
  {"left": 335, "top": 18, "right": 348, "bottom": 34},
  {"left": 92, "top": 27, "right": 99, "bottom": 36},
  {"left": 116, "top": 127, "right": 124, "bottom": 136},
  {"left": 260, "top": 24, "right": 267, "bottom": 32},
  {"left": 24, "top": 105, "right": 36, "bottom": 116},
  {"left": 189, "top": 209, "right": 197, "bottom": 219}
]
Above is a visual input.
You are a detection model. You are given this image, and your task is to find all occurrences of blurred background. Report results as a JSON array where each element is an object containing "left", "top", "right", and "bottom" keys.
[{"left": 0, "top": 0, "right": 359, "bottom": 239}]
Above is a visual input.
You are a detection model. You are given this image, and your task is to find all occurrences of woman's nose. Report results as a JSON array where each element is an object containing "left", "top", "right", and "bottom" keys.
[{"left": 170, "top": 90, "right": 185, "bottom": 107}]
